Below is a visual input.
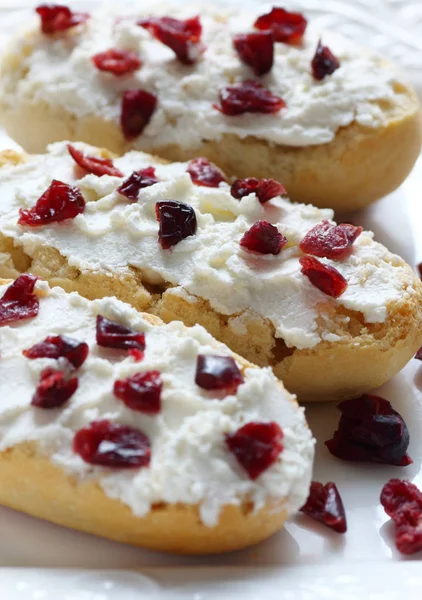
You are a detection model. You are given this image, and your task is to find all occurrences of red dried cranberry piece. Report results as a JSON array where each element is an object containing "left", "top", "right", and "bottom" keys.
[
  {"left": 325, "top": 394, "right": 412, "bottom": 467},
  {"left": 0, "top": 274, "right": 39, "bottom": 326},
  {"left": 415, "top": 347, "right": 422, "bottom": 360},
  {"left": 114, "top": 370, "right": 162, "bottom": 414},
  {"left": 233, "top": 31, "right": 274, "bottom": 76},
  {"left": 31, "top": 367, "right": 78, "bottom": 409},
  {"left": 23, "top": 335, "right": 88, "bottom": 368},
  {"left": 195, "top": 354, "right": 244, "bottom": 393},
  {"left": 300, "top": 482, "right": 347, "bottom": 533},
  {"left": 311, "top": 40, "right": 340, "bottom": 81},
  {"left": 381, "top": 479, "right": 422, "bottom": 555},
  {"left": 117, "top": 167, "right": 159, "bottom": 201},
  {"left": 240, "top": 221, "right": 287, "bottom": 255},
  {"left": 187, "top": 158, "right": 226, "bottom": 188},
  {"left": 417, "top": 262, "right": 422, "bottom": 279},
  {"left": 36, "top": 4, "right": 89, "bottom": 34},
  {"left": 120, "top": 89, "right": 157, "bottom": 140},
  {"left": 381, "top": 479, "right": 422, "bottom": 517},
  {"left": 73, "top": 419, "right": 151, "bottom": 468},
  {"left": 18, "top": 180, "right": 85, "bottom": 227},
  {"left": 215, "top": 80, "right": 285, "bottom": 116},
  {"left": 96, "top": 315, "right": 145, "bottom": 351},
  {"left": 300, "top": 220, "right": 362, "bottom": 259},
  {"left": 92, "top": 48, "right": 142, "bottom": 76},
  {"left": 231, "top": 177, "right": 286, "bottom": 203},
  {"left": 138, "top": 16, "right": 204, "bottom": 65},
  {"left": 254, "top": 7, "right": 307, "bottom": 44},
  {"left": 299, "top": 255, "right": 347, "bottom": 298},
  {"left": 68, "top": 144, "right": 123, "bottom": 178},
  {"left": 226, "top": 421, "right": 283, "bottom": 480},
  {"left": 129, "top": 348, "right": 144, "bottom": 362},
  {"left": 156, "top": 201, "right": 197, "bottom": 249}
]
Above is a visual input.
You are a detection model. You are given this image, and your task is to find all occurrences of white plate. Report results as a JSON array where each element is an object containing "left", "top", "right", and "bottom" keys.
[{"left": 0, "top": 1, "right": 422, "bottom": 598}]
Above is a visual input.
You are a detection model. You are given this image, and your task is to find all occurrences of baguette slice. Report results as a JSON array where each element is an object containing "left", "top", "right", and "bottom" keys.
[
  {"left": 0, "top": 277, "right": 314, "bottom": 554},
  {"left": 0, "top": 142, "right": 421, "bottom": 402},
  {"left": 0, "top": 3, "right": 420, "bottom": 212}
]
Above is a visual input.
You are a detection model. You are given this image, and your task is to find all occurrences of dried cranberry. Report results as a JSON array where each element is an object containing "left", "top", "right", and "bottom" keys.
[
  {"left": 300, "top": 220, "right": 362, "bottom": 259},
  {"left": 31, "top": 367, "right": 77, "bottom": 409},
  {"left": 129, "top": 348, "right": 144, "bottom": 362},
  {"left": 195, "top": 354, "right": 244, "bottom": 393},
  {"left": 233, "top": 31, "right": 274, "bottom": 76},
  {"left": 417, "top": 262, "right": 422, "bottom": 279},
  {"left": 311, "top": 40, "right": 340, "bottom": 81},
  {"left": 215, "top": 80, "right": 285, "bottom": 116},
  {"left": 156, "top": 201, "right": 197, "bottom": 249},
  {"left": 381, "top": 479, "right": 422, "bottom": 555},
  {"left": 187, "top": 158, "right": 226, "bottom": 188},
  {"left": 92, "top": 48, "right": 142, "bottom": 76},
  {"left": 226, "top": 421, "right": 283, "bottom": 480},
  {"left": 325, "top": 395, "right": 412, "bottom": 467},
  {"left": 231, "top": 177, "right": 286, "bottom": 203},
  {"left": 116, "top": 167, "right": 159, "bottom": 201},
  {"left": 0, "top": 274, "right": 39, "bottom": 326},
  {"left": 36, "top": 4, "right": 89, "bottom": 34},
  {"left": 240, "top": 221, "right": 287, "bottom": 255},
  {"left": 73, "top": 419, "right": 151, "bottom": 468},
  {"left": 299, "top": 255, "right": 347, "bottom": 298},
  {"left": 138, "top": 16, "right": 204, "bottom": 65},
  {"left": 18, "top": 180, "right": 85, "bottom": 227},
  {"left": 415, "top": 347, "right": 422, "bottom": 360},
  {"left": 300, "top": 482, "right": 347, "bottom": 533},
  {"left": 68, "top": 144, "right": 123, "bottom": 178},
  {"left": 120, "top": 89, "right": 157, "bottom": 140},
  {"left": 254, "top": 7, "right": 307, "bottom": 44},
  {"left": 114, "top": 370, "right": 162, "bottom": 414},
  {"left": 23, "top": 335, "right": 88, "bottom": 368},
  {"left": 96, "top": 315, "right": 145, "bottom": 352}
]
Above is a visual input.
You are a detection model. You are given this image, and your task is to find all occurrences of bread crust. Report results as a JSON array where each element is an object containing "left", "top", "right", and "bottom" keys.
[
  {"left": 0, "top": 442, "right": 289, "bottom": 554},
  {"left": 0, "top": 41, "right": 420, "bottom": 212}
]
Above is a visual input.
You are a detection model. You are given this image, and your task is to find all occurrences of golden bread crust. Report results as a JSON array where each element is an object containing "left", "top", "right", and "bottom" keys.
[{"left": 0, "top": 441, "right": 288, "bottom": 554}]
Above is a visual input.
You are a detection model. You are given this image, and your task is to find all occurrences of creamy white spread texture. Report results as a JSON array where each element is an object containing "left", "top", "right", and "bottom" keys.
[
  {"left": 0, "top": 142, "right": 413, "bottom": 350},
  {"left": 0, "top": 281, "right": 314, "bottom": 525},
  {"left": 0, "top": 2, "right": 405, "bottom": 149}
]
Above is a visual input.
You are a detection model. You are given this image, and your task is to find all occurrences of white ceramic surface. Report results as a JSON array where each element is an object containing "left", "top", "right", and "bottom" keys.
[{"left": 0, "top": 1, "right": 421, "bottom": 597}]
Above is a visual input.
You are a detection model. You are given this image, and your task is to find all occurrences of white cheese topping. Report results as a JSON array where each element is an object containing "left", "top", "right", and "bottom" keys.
[
  {"left": 0, "top": 281, "right": 314, "bottom": 526},
  {"left": 0, "top": 141, "right": 413, "bottom": 350},
  {"left": 0, "top": 2, "right": 406, "bottom": 149}
]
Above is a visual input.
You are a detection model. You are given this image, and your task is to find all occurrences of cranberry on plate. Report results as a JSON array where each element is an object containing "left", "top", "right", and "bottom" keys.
[
  {"left": 300, "top": 481, "right": 347, "bottom": 533},
  {"left": 381, "top": 479, "right": 422, "bottom": 555}
]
